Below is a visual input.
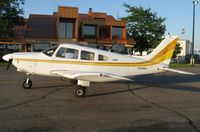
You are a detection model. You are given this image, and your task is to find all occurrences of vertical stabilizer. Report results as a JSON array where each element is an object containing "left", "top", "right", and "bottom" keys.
[{"left": 145, "top": 35, "right": 178, "bottom": 66}]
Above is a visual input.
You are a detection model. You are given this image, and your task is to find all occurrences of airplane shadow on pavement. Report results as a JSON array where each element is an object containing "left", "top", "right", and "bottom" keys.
[
  {"left": 132, "top": 74, "right": 200, "bottom": 93},
  {"left": 86, "top": 86, "right": 150, "bottom": 98},
  {"left": 86, "top": 74, "right": 200, "bottom": 97},
  {"left": 29, "top": 85, "right": 72, "bottom": 90}
]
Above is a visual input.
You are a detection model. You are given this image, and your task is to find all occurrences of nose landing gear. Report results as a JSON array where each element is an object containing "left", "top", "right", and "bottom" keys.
[{"left": 22, "top": 74, "right": 32, "bottom": 89}]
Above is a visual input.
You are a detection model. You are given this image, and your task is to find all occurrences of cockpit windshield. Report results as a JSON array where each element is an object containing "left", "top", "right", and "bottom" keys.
[{"left": 42, "top": 46, "right": 58, "bottom": 57}]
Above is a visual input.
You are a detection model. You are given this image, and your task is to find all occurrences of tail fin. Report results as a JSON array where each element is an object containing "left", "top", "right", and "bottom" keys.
[{"left": 145, "top": 35, "right": 178, "bottom": 66}]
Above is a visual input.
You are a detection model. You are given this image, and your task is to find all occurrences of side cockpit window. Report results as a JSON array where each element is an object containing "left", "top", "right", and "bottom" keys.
[
  {"left": 42, "top": 46, "right": 58, "bottom": 57},
  {"left": 56, "top": 47, "right": 78, "bottom": 59},
  {"left": 98, "top": 54, "right": 108, "bottom": 61},
  {"left": 81, "top": 50, "right": 95, "bottom": 61}
]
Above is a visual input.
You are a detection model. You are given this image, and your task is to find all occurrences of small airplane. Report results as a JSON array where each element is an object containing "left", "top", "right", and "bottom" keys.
[{"left": 2, "top": 35, "right": 195, "bottom": 97}]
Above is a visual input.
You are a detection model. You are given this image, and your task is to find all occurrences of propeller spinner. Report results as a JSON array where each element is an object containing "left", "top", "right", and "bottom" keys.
[{"left": 2, "top": 54, "right": 13, "bottom": 70}]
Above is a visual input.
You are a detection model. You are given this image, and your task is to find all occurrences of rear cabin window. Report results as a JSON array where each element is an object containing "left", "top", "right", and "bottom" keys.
[
  {"left": 81, "top": 50, "right": 95, "bottom": 61},
  {"left": 56, "top": 47, "right": 78, "bottom": 59},
  {"left": 98, "top": 54, "right": 108, "bottom": 61}
]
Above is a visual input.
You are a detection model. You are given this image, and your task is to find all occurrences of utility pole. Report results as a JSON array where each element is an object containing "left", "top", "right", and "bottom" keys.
[{"left": 191, "top": 0, "right": 199, "bottom": 65}]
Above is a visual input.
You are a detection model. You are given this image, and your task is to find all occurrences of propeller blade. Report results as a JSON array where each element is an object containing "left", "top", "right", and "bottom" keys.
[{"left": 6, "top": 59, "right": 13, "bottom": 70}]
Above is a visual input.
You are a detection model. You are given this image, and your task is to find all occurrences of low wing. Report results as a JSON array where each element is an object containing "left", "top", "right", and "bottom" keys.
[
  {"left": 50, "top": 70, "right": 133, "bottom": 82},
  {"left": 161, "top": 67, "right": 196, "bottom": 75},
  {"left": 50, "top": 70, "right": 76, "bottom": 79}
]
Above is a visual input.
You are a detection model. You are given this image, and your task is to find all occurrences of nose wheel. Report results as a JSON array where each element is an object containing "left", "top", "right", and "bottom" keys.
[
  {"left": 22, "top": 74, "right": 32, "bottom": 89},
  {"left": 74, "top": 86, "right": 86, "bottom": 97}
]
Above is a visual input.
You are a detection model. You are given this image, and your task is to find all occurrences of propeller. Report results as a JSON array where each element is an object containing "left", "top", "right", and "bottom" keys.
[{"left": 6, "top": 59, "right": 13, "bottom": 70}]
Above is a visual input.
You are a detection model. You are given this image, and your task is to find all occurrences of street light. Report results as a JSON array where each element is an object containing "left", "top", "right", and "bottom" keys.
[{"left": 191, "top": 0, "right": 199, "bottom": 65}]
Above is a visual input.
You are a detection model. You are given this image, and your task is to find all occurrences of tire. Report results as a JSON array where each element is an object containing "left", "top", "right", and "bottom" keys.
[
  {"left": 74, "top": 86, "right": 86, "bottom": 97},
  {"left": 22, "top": 79, "right": 32, "bottom": 89}
]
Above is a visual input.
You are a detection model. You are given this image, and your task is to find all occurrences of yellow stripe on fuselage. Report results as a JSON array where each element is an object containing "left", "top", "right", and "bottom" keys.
[{"left": 15, "top": 38, "right": 178, "bottom": 67}]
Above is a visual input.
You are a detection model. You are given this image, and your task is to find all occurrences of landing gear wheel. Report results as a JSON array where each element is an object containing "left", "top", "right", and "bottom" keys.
[
  {"left": 74, "top": 86, "right": 86, "bottom": 98},
  {"left": 22, "top": 79, "right": 32, "bottom": 89}
]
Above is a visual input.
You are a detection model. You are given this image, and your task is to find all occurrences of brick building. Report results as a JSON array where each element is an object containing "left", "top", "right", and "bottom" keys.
[{"left": 0, "top": 6, "right": 135, "bottom": 57}]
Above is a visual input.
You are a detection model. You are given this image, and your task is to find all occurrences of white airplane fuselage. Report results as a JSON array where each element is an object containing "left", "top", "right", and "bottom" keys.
[
  {"left": 3, "top": 36, "right": 196, "bottom": 97},
  {"left": 9, "top": 51, "right": 166, "bottom": 82},
  {"left": 4, "top": 35, "right": 178, "bottom": 83}
]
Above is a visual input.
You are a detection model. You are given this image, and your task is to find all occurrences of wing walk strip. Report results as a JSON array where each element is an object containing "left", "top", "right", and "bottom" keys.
[{"left": 15, "top": 38, "right": 178, "bottom": 67}]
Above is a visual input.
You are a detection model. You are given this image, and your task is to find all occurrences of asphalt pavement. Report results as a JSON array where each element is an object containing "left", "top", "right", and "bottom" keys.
[{"left": 0, "top": 65, "right": 200, "bottom": 132}]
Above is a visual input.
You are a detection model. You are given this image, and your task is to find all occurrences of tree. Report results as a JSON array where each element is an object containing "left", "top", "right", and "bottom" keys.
[
  {"left": 122, "top": 3, "right": 166, "bottom": 55},
  {"left": 0, "top": 0, "right": 24, "bottom": 37},
  {"left": 172, "top": 43, "right": 182, "bottom": 58}
]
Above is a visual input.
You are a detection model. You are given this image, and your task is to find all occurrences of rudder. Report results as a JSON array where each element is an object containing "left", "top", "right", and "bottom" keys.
[{"left": 145, "top": 35, "right": 178, "bottom": 66}]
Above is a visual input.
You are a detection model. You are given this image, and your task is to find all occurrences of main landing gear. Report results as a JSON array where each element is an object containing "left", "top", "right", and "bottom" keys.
[
  {"left": 74, "top": 86, "right": 86, "bottom": 97},
  {"left": 22, "top": 74, "right": 32, "bottom": 89},
  {"left": 73, "top": 80, "right": 90, "bottom": 98}
]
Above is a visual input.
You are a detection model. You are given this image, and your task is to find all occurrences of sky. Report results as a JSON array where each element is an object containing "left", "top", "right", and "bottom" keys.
[{"left": 21, "top": 0, "right": 200, "bottom": 49}]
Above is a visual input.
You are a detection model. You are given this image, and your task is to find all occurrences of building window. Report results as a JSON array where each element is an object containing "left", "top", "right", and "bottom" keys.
[
  {"left": 112, "top": 27, "right": 122, "bottom": 38},
  {"left": 56, "top": 47, "right": 78, "bottom": 59},
  {"left": 34, "top": 44, "right": 50, "bottom": 52},
  {"left": 6, "top": 44, "right": 22, "bottom": 53},
  {"left": 99, "top": 26, "right": 109, "bottom": 39},
  {"left": 81, "top": 50, "right": 95, "bottom": 61},
  {"left": 59, "top": 18, "right": 75, "bottom": 39},
  {"left": 59, "top": 22, "right": 66, "bottom": 38},
  {"left": 66, "top": 22, "right": 73, "bottom": 38},
  {"left": 98, "top": 54, "right": 108, "bottom": 61},
  {"left": 83, "top": 25, "right": 97, "bottom": 38}
]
